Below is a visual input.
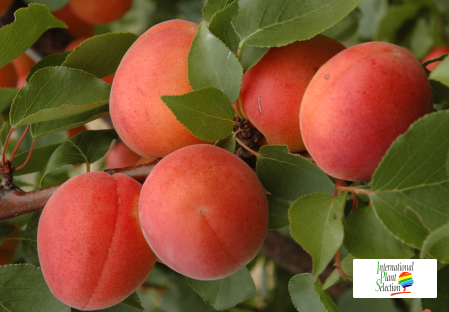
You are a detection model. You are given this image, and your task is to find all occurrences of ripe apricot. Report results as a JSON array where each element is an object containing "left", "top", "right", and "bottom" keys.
[
  {"left": 69, "top": 0, "right": 132, "bottom": 25},
  {"left": 12, "top": 53, "right": 36, "bottom": 88},
  {"left": 300, "top": 42, "right": 433, "bottom": 181},
  {"left": 0, "top": 224, "right": 19, "bottom": 265},
  {"left": 241, "top": 35, "right": 345, "bottom": 152},
  {"left": 0, "top": 63, "right": 17, "bottom": 88},
  {"left": 110, "top": 22, "right": 207, "bottom": 158},
  {"left": 139, "top": 144, "right": 268, "bottom": 280},
  {"left": 38, "top": 172, "right": 156, "bottom": 310},
  {"left": 422, "top": 46, "right": 449, "bottom": 71},
  {"left": 0, "top": 0, "right": 13, "bottom": 17},
  {"left": 106, "top": 142, "right": 141, "bottom": 169},
  {"left": 53, "top": 4, "right": 94, "bottom": 38}
]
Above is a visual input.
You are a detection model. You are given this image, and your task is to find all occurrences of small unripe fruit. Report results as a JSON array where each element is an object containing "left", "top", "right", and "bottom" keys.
[{"left": 139, "top": 144, "right": 268, "bottom": 280}]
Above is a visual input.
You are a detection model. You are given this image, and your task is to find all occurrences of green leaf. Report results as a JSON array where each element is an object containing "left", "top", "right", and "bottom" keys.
[
  {"left": 232, "top": 0, "right": 361, "bottom": 48},
  {"left": 41, "top": 130, "right": 117, "bottom": 183},
  {"left": 357, "top": 0, "right": 388, "bottom": 39},
  {"left": 267, "top": 194, "right": 289, "bottom": 230},
  {"left": 11, "top": 143, "right": 61, "bottom": 176},
  {"left": 62, "top": 33, "right": 138, "bottom": 79},
  {"left": 22, "top": 211, "right": 41, "bottom": 267},
  {"left": 208, "top": 0, "right": 240, "bottom": 53},
  {"left": 0, "top": 88, "right": 18, "bottom": 114},
  {"left": 23, "top": 0, "right": 69, "bottom": 11},
  {"left": 289, "top": 274, "right": 340, "bottom": 312},
  {"left": 321, "top": 9, "right": 359, "bottom": 41},
  {"left": 371, "top": 111, "right": 449, "bottom": 248},
  {"left": 0, "top": 264, "right": 70, "bottom": 312},
  {"left": 256, "top": 145, "right": 334, "bottom": 204},
  {"left": 289, "top": 192, "right": 347, "bottom": 276},
  {"left": 429, "top": 56, "right": 449, "bottom": 87},
  {"left": 375, "top": 3, "right": 422, "bottom": 42},
  {"left": 343, "top": 205, "right": 414, "bottom": 259},
  {"left": 430, "top": 80, "right": 449, "bottom": 105},
  {"left": 422, "top": 265, "right": 449, "bottom": 311},
  {"left": 323, "top": 254, "right": 355, "bottom": 290},
  {"left": 10, "top": 67, "right": 110, "bottom": 128},
  {"left": 214, "top": 132, "right": 236, "bottom": 153},
  {"left": 0, "top": 121, "right": 11, "bottom": 148},
  {"left": 420, "top": 222, "right": 449, "bottom": 263},
  {"left": 162, "top": 87, "right": 235, "bottom": 142},
  {"left": 202, "top": 0, "right": 229, "bottom": 22},
  {"left": 30, "top": 105, "right": 109, "bottom": 139},
  {"left": 188, "top": 23, "right": 243, "bottom": 104},
  {"left": 26, "top": 51, "right": 71, "bottom": 83},
  {"left": 337, "top": 289, "right": 401, "bottom": 312},
  {"left": 0, "top": 224, "right": 14, "bottom": 245},
  {"left": 239, "top": 46, "right": 269, "bottom": 73},
  {"left": 0, "top": 4, "right": 67, "bottom": 68},
  {"left": 187, "top": 267, "right": 255, "bottom": 310}
]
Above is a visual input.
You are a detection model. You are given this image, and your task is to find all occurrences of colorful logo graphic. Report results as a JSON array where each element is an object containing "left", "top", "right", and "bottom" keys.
[{"left": 392, "top": 272, "right": 413, "bottom": 296}]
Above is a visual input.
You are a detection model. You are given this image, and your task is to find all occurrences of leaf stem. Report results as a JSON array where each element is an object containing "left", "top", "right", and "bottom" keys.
[
  {"left": 2, "top": 127, "right": 15, "bottom": 173},
  {"left": 337, "top": 185, "right": 372, "bottom": 195},
  {"left": 14, "top": 140, "right": 35, "bottom": 171},
  {"left": 86, "top": 161, "right": 91, "bottom": 173},
  {"left": 10, "top": 124, "right": 30, "bottom": 164},
  {"left": 334, "top": 179, "right": 344, "bottom": 196},
  {"left": 335, "top": 248, "right": 352, "bottom": 280},
  {"left": 235, "top": 136, "right": 259, "bottom": 157}
]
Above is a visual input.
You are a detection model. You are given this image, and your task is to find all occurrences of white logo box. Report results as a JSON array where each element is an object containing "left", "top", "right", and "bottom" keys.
[{"left": 353, "top": 259, "right": 437, "bottom": 298}]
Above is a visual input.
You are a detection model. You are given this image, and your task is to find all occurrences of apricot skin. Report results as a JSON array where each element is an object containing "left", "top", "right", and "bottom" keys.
[
  {"left": 0, "top": 224, "right": 19, "bottom": 265},
  {"left": 0, "top": 0, "right": 13, "bottom": 17},
  {"left": 52, "top": 5, "right": 94, "bottom": 38},
  {"left": 106, "top": 142, "right": 141, "bottom": 169},
  {"left": 110, "top": 23, "right": 207, "bottom": 159},
  {"left": 69, "top": 0, "right": 132, "bottom": 25},
  {"left": 0, "top": 63, "right": 17, "bottom": 88},
  {"left": 12, "top": 53, "right": 36, "bottom": 88},
  {"left": 38, "top": 172, "right": 156, "bottom": 310},
  {"left": 241, "top": 35, "right": 345, "bottom": 152},
  {"left": 422, "top": 46, "right": 449, "bottom": 71},
  {"left": 139, "top": 144, "right": 268, "bottom": 280},
  {"left": 300, "top": 42, "right": 433, "bottom": 181}
]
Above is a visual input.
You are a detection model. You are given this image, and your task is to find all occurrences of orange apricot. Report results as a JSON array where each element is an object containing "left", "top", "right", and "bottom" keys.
[
  {"left": 422, "top": 46, "right": 449, "bottom": 71},
  {"left": 106, "top": 142, "right": 141, "bottom": 169},
  {"left": 0, "top": 0, "right": 13, "bottom": 17},
  {"left": 53, "top": 4, "right": 94, "bottom": 38},
  {"left": 12, "top": 53, "right": 36, "bottom": 88},
  {"left": 0, "top": 63, "right": 17, "bottom": 88},
  {"left": 69, "top": 0, "right": 132, "bottom": 25}
]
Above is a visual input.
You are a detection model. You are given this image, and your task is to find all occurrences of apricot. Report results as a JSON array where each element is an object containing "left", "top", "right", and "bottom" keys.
[
  {"left": 241, "top": 35, "right": 345, "bottom": 152},
  {"left": 38, "top": 172, "right": 156, "bottom": 310},
  {"left": 67, "top": 125, "right": 87, "bottom": 138},
  {"left": 110, "top": 22, "right": 208, "bottom": 158},
  {"left": 106, "top": 142, "right": 141, "bottom": 169},
  {"left": 69, "top": 0, "right": 132, "bottom": 25},
  {"left": 0, "top": 63, "right": 17, "bottom": 88},
  {"left": 12, "top": 53, "right": 36, "bottom": 88},
  {"left": 101, "top": 73, "right": 114, "bottom": 85},
  {"left": 422, "top": 46, "right": 449, "bottom": 71},
  {"left": 0, "top": 224, "right": 19, "bottom": 265},
  {"left": 132, "top": 19, "right": 198, "bottom": 47},
  {"left": 300, "top": 42, "right": 433, "bottom": 181},
  {"left": 0, "top": 0, "right": 13, "bottom": 17},
  {"left": 53, "top": 4, "right": 94, "bottom": 38},
  {"left": 139, "top": 144, "right": 268, "bottom": 280}
]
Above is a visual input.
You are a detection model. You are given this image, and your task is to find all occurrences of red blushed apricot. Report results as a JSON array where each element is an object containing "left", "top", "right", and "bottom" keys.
[
  {"left": 0, "top": 63, "right": 17, "bottom": 88},
  {"left": 139, "top": 145, "right": 268, "bottom": 280},
  {"left": 300, "top": 42, "right": 433, "bottom": 181},
  {"left": 12, "top": 53, "right": 36, "bottom": 88},
  {"left": 38, "top": 172, "right": 156, "bottom": 310},
  {"left": 0, "top": 0, "right": 13, "bottom": 17},
  {"left": 422, "top": 46, "right": 449, "bottom": 71},
  {"left": 106, "top": 142, "right": 141, "bottom": 169},
  {"left": 241, "top": 35, "right": 345, "bottom": 153},
  {"left": 133, "top": 19, "right": 198, "bottom": 47},
  {"left": 69, "top": 0, "right": 132, "bottom": 25},
  {"left": 53, "top": 5, "right": 94, "bottom": 38},
  {"left": 0, "top": 224, "right": 19, "bottom": 265},
  {"left": 110, "top": 24, "right": 208, "bottom": 158}
]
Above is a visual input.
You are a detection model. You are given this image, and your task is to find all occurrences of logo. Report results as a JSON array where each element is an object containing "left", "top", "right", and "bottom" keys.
[{"left": 353, "top": 259, "right": 436, "bottom": 298}]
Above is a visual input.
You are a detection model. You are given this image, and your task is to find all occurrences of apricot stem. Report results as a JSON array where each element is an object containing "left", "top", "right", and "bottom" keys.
[
  {"left": 2, "top": 127, "right": 14, "bottom": 173},
  {"left": 14, "top": 140, "right": 35, "bottom": 171},
  {"left": 235, "top": 136, "right": 259, "bottom": 157},
  {"left": 86, "top": 161, "right": 91, "bottom": 173},
  {"left": 335, "top": 248, "right": 352, "bottom": 280},
  {"left": 9, "top": 124, "right": 30, "bottom": 164}
]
